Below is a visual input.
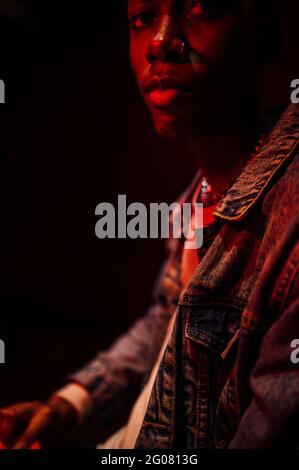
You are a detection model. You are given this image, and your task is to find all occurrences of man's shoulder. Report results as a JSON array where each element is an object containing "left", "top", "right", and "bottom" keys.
[{"left": 265, "top": 147, "right": 299, "bottom": 217}]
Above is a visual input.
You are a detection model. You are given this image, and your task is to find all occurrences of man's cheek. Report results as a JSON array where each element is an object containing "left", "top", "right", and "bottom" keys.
[
  {"left": 130, "top": 45, "right": 146, "bottom": 83},
  {"left": 191, "top": 20, "right": 243, "bottom": 68}
]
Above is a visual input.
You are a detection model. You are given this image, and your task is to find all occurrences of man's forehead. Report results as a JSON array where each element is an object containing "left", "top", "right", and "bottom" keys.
[
  {"left": 127, "top": 0, "right": 246, "bottom": 11},
  {"left": 128, "top": 0, "right": 189, "bottom": 9}
]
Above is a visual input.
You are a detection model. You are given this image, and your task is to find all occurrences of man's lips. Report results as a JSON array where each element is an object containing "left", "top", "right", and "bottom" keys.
[
  {"left": 143, "top": 76, "right": 192, "bottom": 93},
  {"left": 143, "top": 76, "right": 193, "bottom": 108},
  {"left": 147, "top": 89, "right": 192, "bottom": 108}
]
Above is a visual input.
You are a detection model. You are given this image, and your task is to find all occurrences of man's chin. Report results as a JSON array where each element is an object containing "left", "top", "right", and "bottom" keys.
[{"left": 152, "top": 112, "right": 187, "bottom": 140}]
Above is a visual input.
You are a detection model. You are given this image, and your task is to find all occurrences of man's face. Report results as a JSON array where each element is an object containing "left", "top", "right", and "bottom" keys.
[{"left": 128, "top": 0, "right": 259, "bottom": 138}]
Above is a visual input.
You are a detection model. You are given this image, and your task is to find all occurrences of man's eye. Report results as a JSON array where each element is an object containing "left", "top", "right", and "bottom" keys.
[
  {"left": 188, "top": 1, "right": 220, "bottom": 17},
  {"left": 130, "top": 12, "right": 155, "bottom": 31}
]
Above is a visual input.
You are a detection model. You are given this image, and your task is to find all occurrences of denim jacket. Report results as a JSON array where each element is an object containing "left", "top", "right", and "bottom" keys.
[{"left": 71, "top": 104, "right": 299, "bottom": 448}]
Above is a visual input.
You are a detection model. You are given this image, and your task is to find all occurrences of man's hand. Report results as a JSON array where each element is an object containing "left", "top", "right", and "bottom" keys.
[{"left": 0, "top": 396, "right": 79, "bottom": 449}]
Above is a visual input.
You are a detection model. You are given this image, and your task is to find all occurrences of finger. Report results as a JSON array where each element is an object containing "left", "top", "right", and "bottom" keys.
[
  {"left": 0, "top": 403, "right": 41, "bottom": 442},
  {"left": 13, "top": 407, "right": 52, "bottom": 449},
  {"left": 0, "top": 402, "right": 40, "bottom": 425}
]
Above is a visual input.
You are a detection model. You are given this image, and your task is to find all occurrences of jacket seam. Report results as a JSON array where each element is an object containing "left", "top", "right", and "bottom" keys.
[{"left": 271, "top": 243, "right": 299, "bottom": 315}]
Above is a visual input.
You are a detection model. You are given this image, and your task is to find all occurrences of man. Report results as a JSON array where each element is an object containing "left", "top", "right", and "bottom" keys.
[{"left": 1, "top": 0, "right": 299, "bottom": 449}]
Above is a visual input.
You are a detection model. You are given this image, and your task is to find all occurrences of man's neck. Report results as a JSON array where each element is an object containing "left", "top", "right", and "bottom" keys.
[{"left": 185, "top": 112, "right": 260, "bottom": 194}]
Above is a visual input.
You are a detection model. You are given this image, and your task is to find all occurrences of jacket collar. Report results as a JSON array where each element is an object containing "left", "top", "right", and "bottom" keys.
[{"left": 213, "top": 104, "right": 299, "bottom": 222}]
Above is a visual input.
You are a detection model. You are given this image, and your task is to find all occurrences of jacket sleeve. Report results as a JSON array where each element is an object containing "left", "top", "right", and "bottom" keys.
[
  {"left": 65, "top": 248, "right": 182, "bottom": 424},
  {"left": 230, "top": 256, "right": 299, "bottom": 449}
]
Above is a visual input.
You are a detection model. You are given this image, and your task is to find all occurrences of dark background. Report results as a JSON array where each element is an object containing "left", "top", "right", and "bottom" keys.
[{"left": 0, "top": 0, "right": 298, "bottom": 442}]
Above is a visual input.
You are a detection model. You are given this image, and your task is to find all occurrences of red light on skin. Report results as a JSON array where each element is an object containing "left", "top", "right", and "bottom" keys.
[
  {"left": 148, "top": 89, "right": 191, "bottom": 108},
  {"left": 0, "top": 441, "right": 41, "bottom": 449},
  {"left": 30, "top": 442, "right": 41, "bottom": 449}
]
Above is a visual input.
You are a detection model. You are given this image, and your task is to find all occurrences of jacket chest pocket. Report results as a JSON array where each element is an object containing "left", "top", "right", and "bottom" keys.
[
  {"left": 185, "top": 303, "right": 242, "bottom": 358},
  {"left": 181, "top": 302, "right": 244, "bottom": 448}
]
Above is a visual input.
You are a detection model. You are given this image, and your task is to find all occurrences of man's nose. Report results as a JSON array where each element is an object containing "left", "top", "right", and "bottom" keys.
[{"left": 146, "top": 15, "right": 188, "bottom": 64}]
